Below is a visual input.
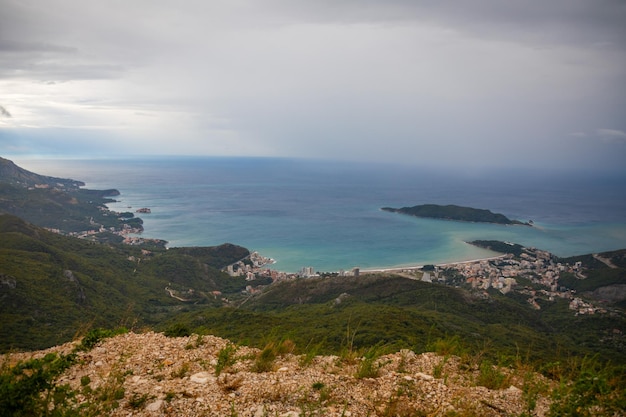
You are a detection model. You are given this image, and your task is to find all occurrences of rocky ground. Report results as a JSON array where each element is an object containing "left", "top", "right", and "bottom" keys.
[{"left": 3, "top": 332, "right": 553, "bottom": 416}]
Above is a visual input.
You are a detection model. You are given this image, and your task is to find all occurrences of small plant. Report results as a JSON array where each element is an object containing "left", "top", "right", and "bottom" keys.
[
  {"left": 164, "top": 391, "right": 176, "bottom": 402},
  {"left": 76, "top": 327, "right": 128, "bottom": 351},
  {"left": 396, "top": 350, "right": 409, "bottom": 374},
  {"left": 355, "top": 345, "right": 386, "bottom": 379},
  {"left": 433, "top": 357, "right": 448, "bottom": 379},
  {"left": 128, "top": 392, "right": 150, "bottom": 409},
  {"left": 520, "top": 371, "right": 547, "bottom": 417},
  {"left": 218, "top": 373, "right": 244, "bottom": 392},
  {"left": 312, "top": 381, "right": 325, "bottom": 391},
  {"left": 185, "top": 334, "right": 205, "bottom": 350},
  {"left": 80, "top": 375, "right": 91, "bottom": 387},
  {"left": 339, "top": 320, "right": 361, "bottom": 365},
  {"left": 215, "top": 344, "right": 238, "bottom": 376},
  {"left": 171, "top": 362, "right": 190, "bottom": 378},
  {"left": 476, "top": 360, "right": 509, "bottom": 390},
  {"left": 299, "top": 340, "right": 324, "bottom": 367},
  {"left": 252, "top": 343, "right": 278, "bottom": 373},
  {"left": 252, "top": 339, "right": 295, "bottom": 373}
]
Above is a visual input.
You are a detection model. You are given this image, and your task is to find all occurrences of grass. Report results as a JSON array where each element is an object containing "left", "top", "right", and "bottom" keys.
[
  {"left": 476, "top": 360, "right": 509, "bottom": 390},
  {"left": 215, "top": 344, "right": 239, "bottom": 376},
  {"left": 252, "top": 339, "right": 295, "bottom": 373}
]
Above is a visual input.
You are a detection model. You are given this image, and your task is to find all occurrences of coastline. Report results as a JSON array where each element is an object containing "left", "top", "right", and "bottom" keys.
[{"left": 359, "top": 254, "right": 507, "bottom": 274}]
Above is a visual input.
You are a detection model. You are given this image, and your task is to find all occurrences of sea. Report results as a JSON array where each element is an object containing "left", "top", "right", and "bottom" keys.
[{"left": 15, "top": 157, "right": 626, "bottom": 273}]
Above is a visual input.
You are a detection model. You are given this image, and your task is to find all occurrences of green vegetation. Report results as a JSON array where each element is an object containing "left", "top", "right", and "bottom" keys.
[
  {"left": 0, "top": 213, "right": 249, "bottom": 352},
  {"left": 0, "top": 352, "right": 76, "bottom": 416},
  {"left": 0, "top": 327, "right": 125, "bottom": 416},
  {"left": 381, "top": 203, "right": 530, "bottom": 225},
  {"left": 469, "top": 240, "right": 526, "bottom": 257},
  {"left": 157, "top": 274, "right": 625, "bottom": 367},
  {"left": 215, "top": 344, "right": 239, "bottom": 376}
]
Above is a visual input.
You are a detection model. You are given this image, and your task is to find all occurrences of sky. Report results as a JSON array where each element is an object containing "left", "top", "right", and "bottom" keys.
[{"left": 1, "top": 0, "right": 625, "bottom": 172}]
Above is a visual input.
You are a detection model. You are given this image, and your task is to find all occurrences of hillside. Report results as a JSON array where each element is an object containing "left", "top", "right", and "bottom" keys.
[
  {"left": 381, "top": 204, "right": 530, "bottom": 225},
  {"left": 0, "top": 213, "right": 250, "bottom": 352},
  {"left": 0, "top": 331, "right": 568, "bottom": 416}
]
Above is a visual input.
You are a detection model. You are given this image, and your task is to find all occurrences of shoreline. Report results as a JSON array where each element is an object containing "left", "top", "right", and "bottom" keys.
[{"left": 359, "top": 254, "right": 508, "bottom": 274}]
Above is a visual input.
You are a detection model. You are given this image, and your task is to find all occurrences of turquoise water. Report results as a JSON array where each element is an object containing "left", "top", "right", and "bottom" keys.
[{"left": 17, "top": 157, "right": 626, "bottom": 272}]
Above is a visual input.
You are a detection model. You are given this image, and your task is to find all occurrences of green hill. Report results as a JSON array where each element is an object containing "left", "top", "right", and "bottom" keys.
[
  {"left": 159, "top": 272, "right": 626, "bottom": 365},
  {"left": 0, "top": 214, "right": 249, "bottom": 352}
]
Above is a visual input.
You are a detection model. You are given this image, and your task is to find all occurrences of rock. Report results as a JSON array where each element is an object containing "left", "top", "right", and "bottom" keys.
[
  {"left": 145, "top": 399, "right": 163, "bottom": 412},
  {"left": 415, "top": 372, "right": 434, "bottom": 381},
  {"left": 190, "top": 372, "right": 214, "bottom": 384},
  {"left": 1, "top": 331, "right": 549, "bottom": 416}
]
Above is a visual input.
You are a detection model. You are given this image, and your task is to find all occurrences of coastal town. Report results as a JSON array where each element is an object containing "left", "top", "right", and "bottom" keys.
[{"left": 226, "top": 244, "right": 612, "bottom": 316}]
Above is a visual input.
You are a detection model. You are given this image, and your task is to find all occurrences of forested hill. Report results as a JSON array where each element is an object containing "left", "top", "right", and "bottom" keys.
[
  {"left": 0, "top": 213, "right": 250, "bottom": 352},
  {"left": 381, "top": 204, "right": 530, "bottom": 225}
]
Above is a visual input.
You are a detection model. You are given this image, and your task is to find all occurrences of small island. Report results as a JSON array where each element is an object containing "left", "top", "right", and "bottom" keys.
[{"left": 381, "top": 204, "right": 532, "bottom": 226}]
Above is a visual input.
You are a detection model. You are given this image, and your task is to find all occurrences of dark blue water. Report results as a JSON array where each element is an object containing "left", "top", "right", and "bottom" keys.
[{"left": 17, "top": 157, "right": 626, "bottom": 272}]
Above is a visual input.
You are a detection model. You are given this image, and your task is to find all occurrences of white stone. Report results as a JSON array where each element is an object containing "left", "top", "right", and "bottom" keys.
[
  {"left": 146, "top": 399, "right": 163, "bottom": 412},
  {"left": 415, "top": 372, "right": 434, "bottom": 381},
  {"left": 277, "top": 366, "right": 289, "bottom": 372},
  {"left": 190, "top": 372, "right": 214, "bottom": 384},
  {"left": 403, "top": 375, "right": 414, "bottom": 381}
]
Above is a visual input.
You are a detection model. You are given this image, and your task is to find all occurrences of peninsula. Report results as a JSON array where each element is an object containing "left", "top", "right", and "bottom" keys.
[{"left": 381, "top": 204, "right": 531, "bottom": 226}]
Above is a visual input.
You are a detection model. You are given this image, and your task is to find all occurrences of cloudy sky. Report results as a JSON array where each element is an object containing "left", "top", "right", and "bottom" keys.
[{"left": 1, "top": 0, "right": 625, "bottom": 171}]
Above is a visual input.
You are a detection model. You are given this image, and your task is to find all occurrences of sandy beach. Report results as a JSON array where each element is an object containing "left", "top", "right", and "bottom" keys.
[{"left": 359, "top": 254, "right": 507, "bottom": 274}]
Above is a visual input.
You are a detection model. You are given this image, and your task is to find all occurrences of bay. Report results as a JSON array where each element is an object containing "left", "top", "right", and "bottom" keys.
[{"left": 16, "top": 157, "right": 626, "bottom": 272}]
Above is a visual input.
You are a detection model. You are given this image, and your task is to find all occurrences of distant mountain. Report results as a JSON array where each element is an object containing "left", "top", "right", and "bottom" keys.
[
  {"left": 0, "top": 157, "right": 129, "bottom": 240},
  {"left": 382, "top": 204, "right": 531, "bottom": 225},
  {"left": 0, "top": 156, "right": 84, "bottom": 189}
]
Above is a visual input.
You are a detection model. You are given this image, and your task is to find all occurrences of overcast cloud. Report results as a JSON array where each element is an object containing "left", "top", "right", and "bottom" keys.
[{"left": 1, "top": 0, "right": 625, "bottom": 171}]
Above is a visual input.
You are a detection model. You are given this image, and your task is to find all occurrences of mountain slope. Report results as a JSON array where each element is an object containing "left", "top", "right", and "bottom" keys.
[{"left": 0, "top": 214, "right": 249, "bottom": 352}]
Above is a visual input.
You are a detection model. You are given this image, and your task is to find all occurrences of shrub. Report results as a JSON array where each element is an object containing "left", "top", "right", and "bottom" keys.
[
  {"left": 0, "top": 352, "right": 76, "bottom": 416},
  {"left": 476, "top": 360, "right": 509, "bottom": 390},
  {"left": 215, "top": 344, "right": 238, "bottom": 376},
  {"left": 548, "top": 356, "right": 626, "bottom": 416},
  {"left": 163, "top": 323, "right": 191, "bottom": 338},
  {"left": 76, "top": 327, "right": 128, "bottom": 351},
  {"left": 252, "top": 343, "right": 278, "bottom": 373}
]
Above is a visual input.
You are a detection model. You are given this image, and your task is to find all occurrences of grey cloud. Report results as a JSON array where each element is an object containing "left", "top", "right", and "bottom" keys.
[
  {"left": 1, "top": 0, "right": 625, "bottom": 172},
  {"left": 0, "top": 106, "right": 11, "bottom": 118},
  {"left": 0, "top": 40, "right": 77, "bottom": 54},
  {"left": 266, "top": 0, "right": 626, "bottom": 49}
]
